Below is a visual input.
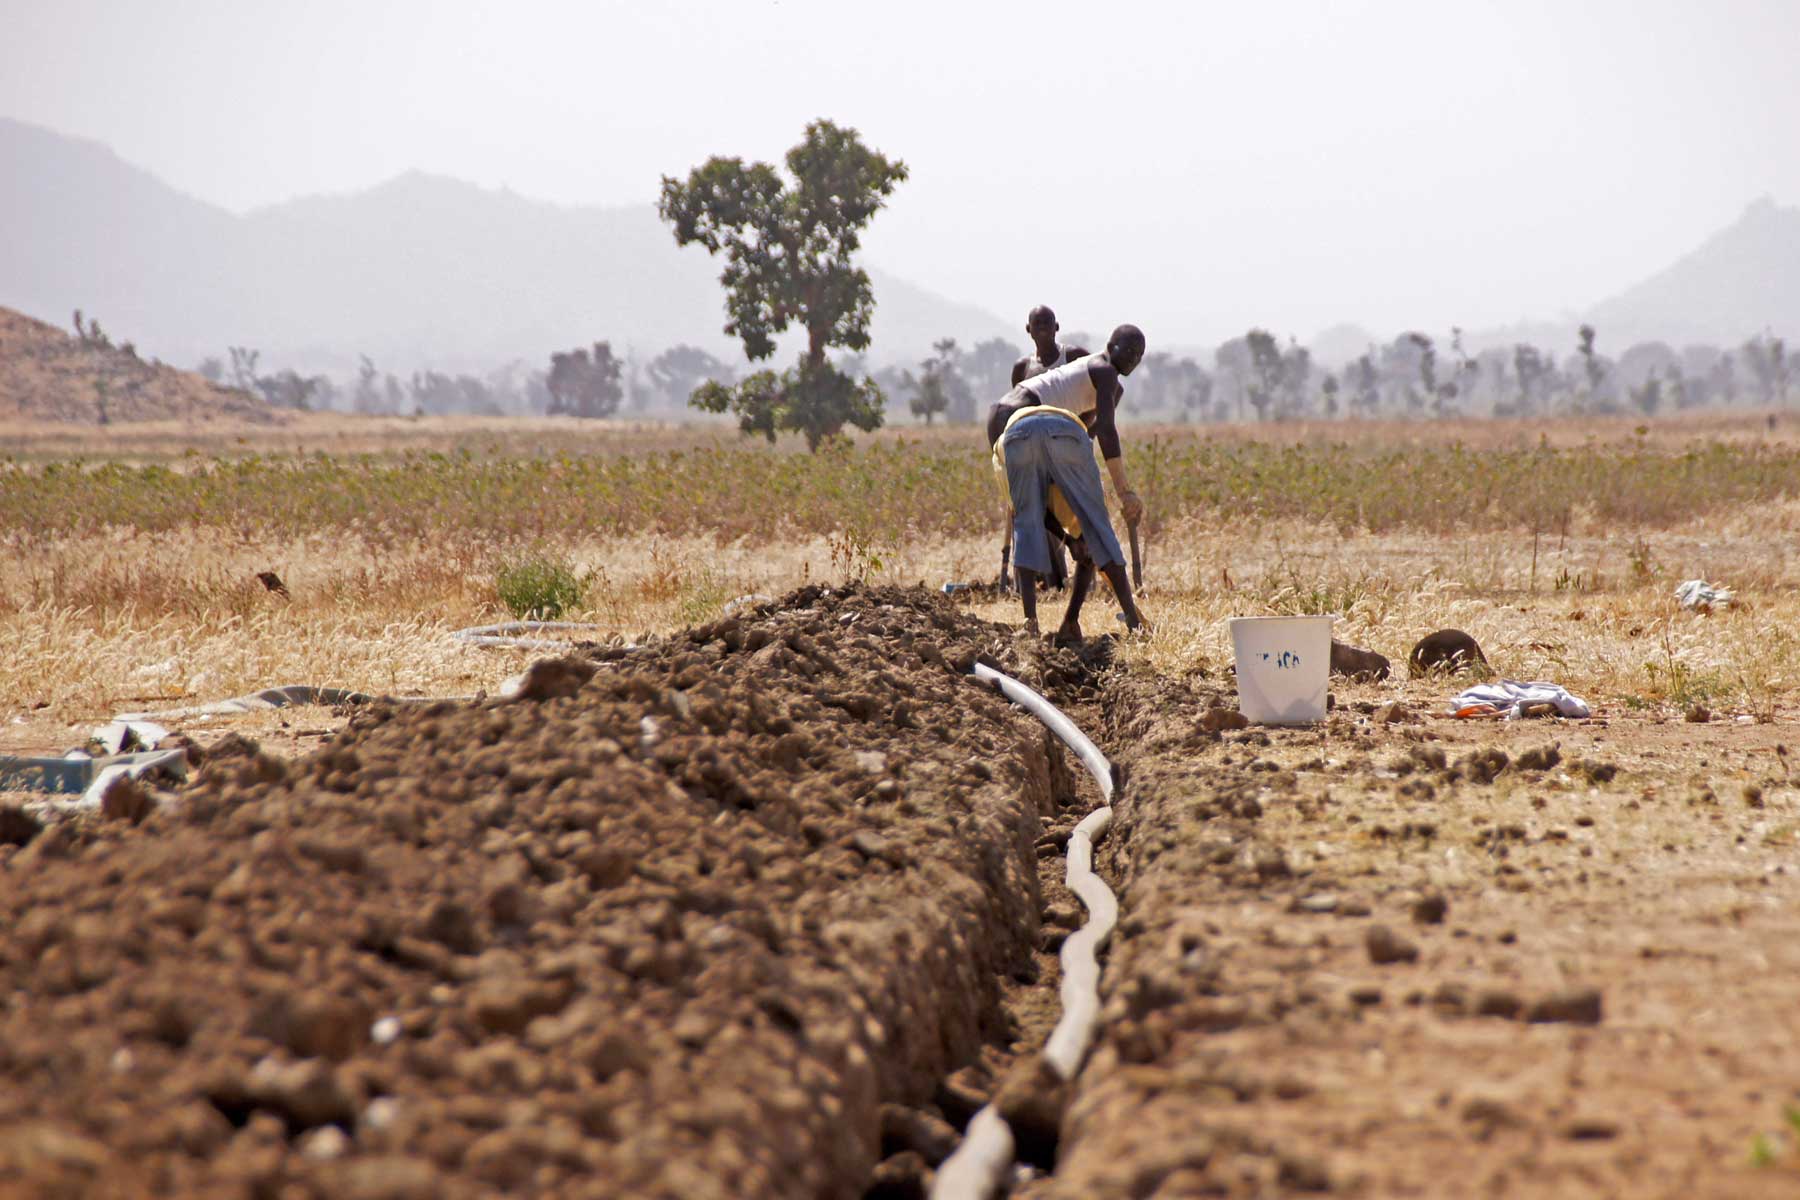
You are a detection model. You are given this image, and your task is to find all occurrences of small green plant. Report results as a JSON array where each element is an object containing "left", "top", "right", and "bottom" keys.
[
  {"left": 495, "top": 551, "right": 585, "bottom": 619},
  {"left": 1553, "top": 565, "right": 1598, "bottom": 593},
  {"left": 827, "top": 526, "right": 893, "bottom": 583}
]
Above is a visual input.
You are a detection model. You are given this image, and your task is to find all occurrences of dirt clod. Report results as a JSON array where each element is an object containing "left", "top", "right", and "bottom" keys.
[
  {"left": 1563, "top": 1116, "right": 1621, "bottom": 1140},
  {"left": 507, "top": 656, "right": 597, "bottom": 702},
  {"left": 248, "top": 992, "right": 371, "bottom": 1062},
  {"left": 1515, "top": 742, "right": 1562, "bottom": 771},
  {"left": 1473, "top": 989, "right": 1524, "bottom": 1020},
  {"left": 1411, "top": 892, "right": 1449, "bottom": 925},
  {"left": 864, "top": 1150, "right": 931, "bottom": 1200},
  {"left": 1200, "top": 706, "right": 1250, "bottom": 733},
  {"left": 1374, "top": 701, "right": 1420, "bottom": 725},
  {"left": 1526, "top": 987, "right": 1604, "bottom": 1025},
  {"left": 1456, "top": 747, "right": 1510, "bottom": 783},
  {"left": 880, "top": 1104, "right": 960, "bottom": 1167},
  {"left": 0, "top": 803, "right": 43, "bottom": 846},
  {"left": 1408, "top": 629, "right": 1488, "bottom": 677},
  {"left": 994, "top": 1054, "right": 1068, "bottom": 1172},
  {"left": 1330, "top": 639, "right": 1391, "bottom": 681},
  {"left": 98, "top": 772, "right": 158, "bottom": 824},
  {"left": 1365, "top": 924, "right": 1420, "bottom": 965}
]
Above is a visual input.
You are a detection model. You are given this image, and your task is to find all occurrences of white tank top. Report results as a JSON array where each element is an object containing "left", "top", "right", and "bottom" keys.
[
  {"left": 1020, "top": 345, "right": 1066, "bottom": 380},
  {"left": 1022, "top": 353, "right": 1100, "bottom": 416}
]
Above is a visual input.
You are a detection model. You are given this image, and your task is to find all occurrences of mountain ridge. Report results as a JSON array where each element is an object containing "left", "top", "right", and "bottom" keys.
[
  {"left": 0, "top": 117, "right": 1013, "bottom": 375},
  {"left": 3, "top": 117, "right": 1793, "bottom": 376}
]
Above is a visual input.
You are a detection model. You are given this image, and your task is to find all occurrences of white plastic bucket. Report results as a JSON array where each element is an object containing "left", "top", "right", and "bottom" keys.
[{"left": 1229, "top": 615, "right": 1333, "bottom": 725}]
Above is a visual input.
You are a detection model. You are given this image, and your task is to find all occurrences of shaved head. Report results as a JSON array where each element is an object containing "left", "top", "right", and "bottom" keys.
[{"left": 1107, "top": 324, "right": 1146, "bottom": 374}]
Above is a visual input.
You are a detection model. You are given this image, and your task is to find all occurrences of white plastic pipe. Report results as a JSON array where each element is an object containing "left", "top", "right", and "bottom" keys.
[
  {"left": 933, "top": 664, "right": 1120, "bottom": 1200},
  {"left": 448, "top": 620, "right": 606, "bottom": 650},
  {"left": 929, "top": 1106, "right": 1015, "bottom": 1197},
  {"left": 1044, "top": 806, "right": 1118, "bottom": 1078},
  {"left": 970, "top": 663, "right": 1112, "bottom": 803}
]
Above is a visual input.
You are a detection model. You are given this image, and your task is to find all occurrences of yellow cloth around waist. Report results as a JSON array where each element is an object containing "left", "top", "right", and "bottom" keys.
[{"left": 991, "top": 405, "right": 1086, "bottom": 539}]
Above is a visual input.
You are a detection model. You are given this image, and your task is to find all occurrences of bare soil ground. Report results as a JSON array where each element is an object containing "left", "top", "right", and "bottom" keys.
[
  {"left": 1036, "top": 669, "right": 1800, "bottom": 1199},
  {"left": 0, "top": 586, "right": 1083, "bottom": 1198},
  {"left": 5, "top": 584, "right": 1798, "bottom": 1197}
]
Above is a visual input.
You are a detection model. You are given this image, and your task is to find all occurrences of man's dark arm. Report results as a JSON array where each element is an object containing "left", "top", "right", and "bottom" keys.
[
  {"left": 1010, "top": 357, "right": 1030, "bottom": 388},
  {"left": 1085, "top": 363, "right": 1123, "bottom": 461},
  {"left": 1086, "top": 362, "right": 1143, "bottom": 524}
]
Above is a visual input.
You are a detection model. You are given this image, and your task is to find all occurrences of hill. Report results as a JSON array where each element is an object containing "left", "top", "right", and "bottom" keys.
[
  {"left": 0, "top": 305, "right": 271, "bottom": 424},
  {"left": 0, "top": 118, "right": 1012, "bottom": 375},
  {"left": 1584, "top": 197, "right": 1800, "bottom": 348}
]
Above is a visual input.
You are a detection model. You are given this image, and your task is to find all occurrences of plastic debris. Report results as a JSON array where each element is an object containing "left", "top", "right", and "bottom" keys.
[
  {"left": 1675, "top": 579, "right": 1735, "bottom": 612},
  {"left": 1449, "top": 680, "right": 1592, "bottom": 721},
  {"left": 92, "top": 720, "right": 170, "bottom": 755},
  {"left": 0, "top": 749, "right": 187, "bottom": 802}
]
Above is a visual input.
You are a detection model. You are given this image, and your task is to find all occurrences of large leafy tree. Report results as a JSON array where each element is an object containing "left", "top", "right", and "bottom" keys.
[{"left": 659, "top": 120, "right": 908, "bottom": 449}]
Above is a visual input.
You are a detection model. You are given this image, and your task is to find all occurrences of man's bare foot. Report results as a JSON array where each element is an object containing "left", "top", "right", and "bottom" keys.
[
  {"left": 1116, "top": 610, "right": 1154, "bottom": 636},
  {"left": 1053, "top": 620, "right": 1083, "bottom": 646},
  {"left": 1024, "top": 617, "right": 1041, "bottom": 638}
]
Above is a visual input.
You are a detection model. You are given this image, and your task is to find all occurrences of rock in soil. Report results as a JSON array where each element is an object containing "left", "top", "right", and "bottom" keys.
[
  {"left": 880, "top": 1104, "right": 960, "bottom": 1166},
  {"left": 1374, "top": 701, "right": 1420, "bottom": 725},
  {"left": 1408, "top": 629, "right": 1488, "bottom": 677},
  {"left": 1365, "top": 924, "right": 1420, "bottom": 965},
  {"left": 864, "top": 1150, "right": 931, "bottom": 1200},
  {"left": 0, "top": 804, "right": 43, "bottom": 847},
  {"left": 1526, "top": 987, "right": 1604, "bottom": 1025},
  {"left": 1514, "top": 742, "right": 1562, "bottom": 772},
  {"left": 1200, "top": 706, "right": 1250, "bottom": 733},
  {"left": 1410, "top": 892, "right": 1449, "bottom": 925},
  {"left": 1473, "top": 989, "right": 1525, "bottom": 1020},
  {"left": 994, "top": 1054, "right": 1069, "bottom": 1172},
  {"left": 1330, "top": 640, "right": 1391, "bottom": 681}
]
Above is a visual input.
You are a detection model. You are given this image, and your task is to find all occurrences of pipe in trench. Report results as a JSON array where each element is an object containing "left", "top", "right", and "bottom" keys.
[{"left": 931, "top": 664, "right": 1121, "bottom": 1200}]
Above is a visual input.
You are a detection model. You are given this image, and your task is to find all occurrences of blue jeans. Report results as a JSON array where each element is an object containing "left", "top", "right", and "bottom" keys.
[{"left": 1001, "top": 412, "right": 1125, "bottom": 575}]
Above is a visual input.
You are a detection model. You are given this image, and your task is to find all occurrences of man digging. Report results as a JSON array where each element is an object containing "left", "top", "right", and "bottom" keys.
[
  {"left": 989, "top": 324, "right": 1151, "bottom": 640},
  {"left": 993, "top": 305, "right": 1089, "bottom": 590}
]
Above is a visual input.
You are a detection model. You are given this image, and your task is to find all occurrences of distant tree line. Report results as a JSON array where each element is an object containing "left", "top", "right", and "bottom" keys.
[
  {"left": 186, "top": 323, "right": 1791, "bottom": 426},
  {"left": 192, "top": 341, "right": 739, "bottom": 418},
  {"left": 867, "top": 324, "right": 1793, "bottom": 424}
]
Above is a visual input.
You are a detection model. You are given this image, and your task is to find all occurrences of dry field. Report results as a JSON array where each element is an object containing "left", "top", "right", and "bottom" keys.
[{"left": 3, "top": 411, "right": 1799, "bottom": 1197}]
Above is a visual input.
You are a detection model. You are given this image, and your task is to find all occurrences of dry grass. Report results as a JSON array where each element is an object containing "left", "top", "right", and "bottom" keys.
[
  {"left": 5, "top": 412, "right": 1799, "bottom": 753},
  {"left": 967, "top": 501, "right": 1800, "bottom": 722},
  {"left": 5, "top": 507, "right": 1798, "bottom": 749}
]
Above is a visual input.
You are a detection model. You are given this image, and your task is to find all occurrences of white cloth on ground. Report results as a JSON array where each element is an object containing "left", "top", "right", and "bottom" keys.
[
  {"left": 1450, "top": 680, "right": 1592, "bottom": 720},
  {"left": 1675, "top": 579, "right": 1734, "bottom": 611}
]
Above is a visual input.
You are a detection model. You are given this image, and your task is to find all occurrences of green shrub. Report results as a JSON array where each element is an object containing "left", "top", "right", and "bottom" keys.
[{"left": 495, "top": 552, "right": 585, "bottom": 620}]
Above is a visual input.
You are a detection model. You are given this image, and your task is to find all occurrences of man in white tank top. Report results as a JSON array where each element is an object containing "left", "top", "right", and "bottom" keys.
[
  {"left": 992, "top": 324, "right": 1150, "bottom": 639},
  {"left": 1011, "top": 306, "right": 1090, "bottom": 389},
  {"left": 996, "top": 307, "right": 1090, "bottom": 590}
]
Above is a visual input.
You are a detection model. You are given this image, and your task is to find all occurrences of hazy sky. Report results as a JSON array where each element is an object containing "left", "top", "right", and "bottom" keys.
[{"left": 4, "top": 0, "right": 1796, "bottom": 346}]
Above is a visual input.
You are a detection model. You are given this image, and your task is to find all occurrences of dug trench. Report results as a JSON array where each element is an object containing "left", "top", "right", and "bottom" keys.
[{"left": 0, "top": 584, "right": 1111, "bottom": 1200}]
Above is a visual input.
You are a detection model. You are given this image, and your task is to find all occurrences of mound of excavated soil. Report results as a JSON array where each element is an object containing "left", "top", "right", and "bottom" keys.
[
  {"left": 0, "top": 584, "right": 1075, "bottom": 1199},
  {"left": 0, "top": 306, "right": 273, "bottom": 424}
]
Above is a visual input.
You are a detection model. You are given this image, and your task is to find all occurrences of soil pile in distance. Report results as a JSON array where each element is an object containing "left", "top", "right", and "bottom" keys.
[{"left": 0, "top": 305, "right": 273, "bottom": 424}]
